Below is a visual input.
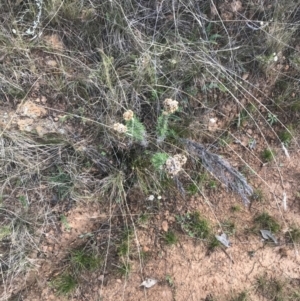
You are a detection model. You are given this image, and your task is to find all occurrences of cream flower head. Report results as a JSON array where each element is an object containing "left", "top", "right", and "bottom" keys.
[
  {"left": 113, "top": 123, "right": 127, "bottom": 133},
  {"left": 123, "top": 110, "right": 134, "bottom": 121},
  {"left": 165, "top": 154, "right": 187, "bottom": 177},
  {"left": 163, "top": 98, "right": 178, "bottom": 114}
]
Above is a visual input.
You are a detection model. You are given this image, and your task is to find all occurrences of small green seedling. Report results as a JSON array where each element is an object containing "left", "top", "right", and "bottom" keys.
[
  {"left": 279, "top": 130, "right": 293, "bottom": 145},
  {"left": 71, "top": 249, "right": 101, "bottom": 271},
  {"left": 231, "top": 205, "right": 241, "bottom": 212},
  {"left": 251, "top": 189, "right": 264, "bottom": 203},
  {"left": 261, "top": 148, "right": 275, "bottom": 162},
  {"left": 0, "top": 226, "right": 11, "bottom": 240},
  {"left": 61, "top": 215, "right": 71, "bottom": 231},
  {"left": 187, "top": 183, "right": 199, "bottom": 195},
  {"left": 18, "top": 195, "right": 28, "bottom": 209},
  {"left": 229, "top": 291, "right": 249, "bottom": 301},
  {"left": 151, "top": 152, "right": 169, "bottom": 170},
  {"left": 118, "top": 262, "right": 131, "bottom": 277},
  {"left": 208, "top": 180, "right": 217, "bottom": 190},
  {"left": 254, "top": 212, "right": 280, "bottom": 233},
  {"left": 256, "top": 274, "right": 284, "bottom": 300},
  {"left": 177, "top": 212, "right": 210, "bottom": 239},
  {"left": 138, "top": 213, "right": 149, "bottom": 224},
  {"left": 222, "top": 220, "right": 236, "bottom": 236},
  {"left": 165, "top": 274, "right": 174, "bottom": 287},
  {"left": 52, "top": 274, "right": 77, "bottom": 296},
  {"left": 163, "top": 231, "right": 178, "bottom": 245},
  {"left": 286, "top": 226, "right": 300, "bottom": 243},
  {"left": 267, "top": 112, "right": 278, "bottom": 125},
  {"left": 207, "top": 235, "right": 221, "bottom": 252},
  {"left": 118, "top": 228, "right": 133, "bottom": 257}
]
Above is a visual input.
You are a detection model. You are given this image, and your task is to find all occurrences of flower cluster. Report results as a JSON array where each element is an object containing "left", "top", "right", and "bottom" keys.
[
  {"left": 123, "top": 110, "right": 134, "bottom": 121},
  {"left": 163, "top": 98, "right": 179, "bottom": 115},
  {"left": 165, "top": 154, "right": 187, "bottom": 177},
  {"left": 113, "top": 123, "right": 127, "bottom": 133}
]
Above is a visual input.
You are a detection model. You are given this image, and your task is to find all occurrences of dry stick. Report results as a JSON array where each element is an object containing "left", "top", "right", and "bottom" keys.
[
  {"left": 99, "top": 198, "right": 113, "bottom": 297},
  {"left": 182, "top": 139, "right": 253, "bottom": 205}
]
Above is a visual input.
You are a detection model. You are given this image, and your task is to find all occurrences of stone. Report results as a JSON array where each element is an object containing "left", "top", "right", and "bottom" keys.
[
  {"left": 162, "top": 220, "right": 169, "bottom": 232},
  {"left": 18, "top": 101, "right": 47, "bottom": 119}
]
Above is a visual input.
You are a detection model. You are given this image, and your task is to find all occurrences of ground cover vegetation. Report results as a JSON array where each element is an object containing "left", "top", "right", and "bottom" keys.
[{"left": 0, "top": 0, "right": 300, "bottom": 300}]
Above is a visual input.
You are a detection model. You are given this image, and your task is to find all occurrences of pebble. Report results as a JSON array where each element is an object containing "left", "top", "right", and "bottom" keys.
[
  {"left": 143, "top": 246, "right": 150, "bottom": 252},
  {"left": 162, "top": 220, "right": 169, "bottom": 232}
]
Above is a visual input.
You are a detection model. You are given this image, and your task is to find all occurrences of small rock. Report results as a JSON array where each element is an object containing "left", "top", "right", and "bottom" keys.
[
  {"left": 116, "top": 279, "right": 122, "bottom": 283},
  {"left": 168, "top": 216, "right": 175, "bottom": 223},
  {"left": 18, "top": 100, "right": 47, "bottom": 119},
  {"left": 46, "top": 60, "right": 58, "bottom": 67},
  {"left": 41, "top": 245, "right": 48, "bottom": 253},
  {"left": 242, "top": 73, "right": 249, "bottom": 80},
  {"left": 41, "top": 96, "right": 47, "bottom": 103},
  {"left": 143, "top": 246, "right": 150, "bottom": 252},
  {"left": 44, "top": 34, "right": 64, "bottom": 51},
  {"left": 98, "top": 275, "right": 104, "bottom": 281},
  {"left": 17, "top": 118, "right": 34, "bottom": 132},
  {"left": 161, "top": 220, "right": 169, "bottom": 232}
]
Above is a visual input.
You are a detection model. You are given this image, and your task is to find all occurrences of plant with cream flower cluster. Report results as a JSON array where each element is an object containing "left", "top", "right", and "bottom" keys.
[
  {"left": 156, "top": 98, "right": 179, "bottom": 143},
  {"left": 113, "top": 110, "right": 147, "bottom": 146},
  {"left": 113, "top": 98, "right": 179, "bottom": 146},
  {"left": 113, "top": 100, "right": 186, "bottom": 179}
]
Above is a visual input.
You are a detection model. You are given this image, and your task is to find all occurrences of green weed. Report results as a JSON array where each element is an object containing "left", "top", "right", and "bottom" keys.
[
  {"left": 51, "top": 273, "right": 77, "bottom": 296},
  {"left": 207, "top": 236, "right": 221, "bottom": 252},
  {"left": 177, "top": 212, "right": 210, "bottom": 239},
  {"left": 221, "top": 220, "right": 236, "bottom": 236},
  {"left": 117, "top": 262, "right": 131, "bottom": 277},
  {"left": 286, "top": 226, "right": 300, "bottom": 243},
  {"left": 251, "top": 189, "right": 264, "bottom": 203},
  {"left": 261, "top": 149, "right": 275, "bottom": 162},
  {"left": 279, "top": 130, "right": 293, "bottom": 145},
  {"left": 163, "top": 231, "right": 178, "bottom": 245},
  {"left": 138, "top": 213, "right": 149, "bottom": 225},
  {"left": 151, "top": 153, "right": 169, "bottom": 170},
  {"left": 230, "top": 205, "right": 241, "bottom": 212},
  {"left": 0, "top": 226, "right": 11, "bottom": 240},
  {"left": 267, "top": 112, "right": 278, "bottom": 125},
  {"left": 256, "top": 275, "right": 284, "bottom": 301},
  {"left": 229, "top": 291, "right": 250, "bottom": 301},
  {"left": 49, "top": 167, "right": 72, "bottom": 199},
  {"left": 60, "top": 215, "right": 71, "bottom": 232},
  {"left": 71, "top": 249, "right": 102, "bottom": 272},
  {"left": 165, "top": 274, "right": 174, "bottom": 287},
  {"left": 187, "top": 183, "right": 199, "bottom": 195},
  {"left": 254, "top": 212, "right": 280, "bottom": 233},
  {"left": 117, "top": 228, "right": 133, "bottom": 257}
]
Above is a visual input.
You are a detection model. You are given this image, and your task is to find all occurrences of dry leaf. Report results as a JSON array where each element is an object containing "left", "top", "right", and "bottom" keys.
[
  {"left": 215, "top": 233, "right": 230, "bottom": 248},
  {"left": 140, "top": 278, "right": 157, "bottom": 288}
]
